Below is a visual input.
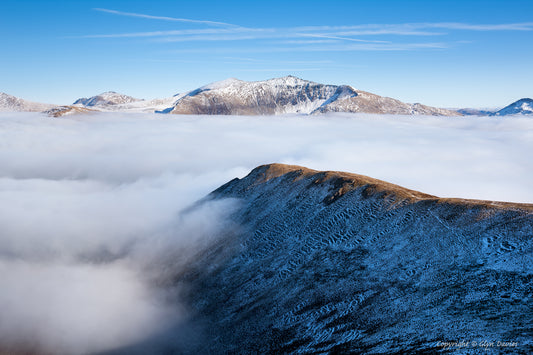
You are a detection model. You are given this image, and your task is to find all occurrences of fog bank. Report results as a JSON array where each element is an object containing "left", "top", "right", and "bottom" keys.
[{"left": 0, "top": 112, "right": 531, "bottom": 353}]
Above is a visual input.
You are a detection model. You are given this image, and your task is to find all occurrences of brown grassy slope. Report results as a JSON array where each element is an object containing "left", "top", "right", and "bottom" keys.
[{"left": 251, "top": 163, "right": 533, "bottom": 211}]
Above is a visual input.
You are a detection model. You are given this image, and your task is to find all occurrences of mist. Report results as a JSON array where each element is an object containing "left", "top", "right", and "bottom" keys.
[{"left": 0, "top": 112, "right": 531, "bottom": 353}]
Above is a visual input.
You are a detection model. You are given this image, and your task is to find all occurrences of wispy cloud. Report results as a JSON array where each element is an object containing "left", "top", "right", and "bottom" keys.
[
  {"left": 84, "top": 11, "right": 533, "bottom": 54},
  {"left": 82, "top": 21, "right": 533, "bottom": 43},
  {"left": 293, "top": 22, "right": 533, "bottom": 33},
  {"left": 281, "top": 39, "right": 341, "bottom": 45},
  {"left": 93, "top": 8, "right": 238, "bottom": 27},
  {"left": 80, "top": 28, "right": 270, "bottom": 39},
  {"left": 299, "top": 34, "right": 391, "bottom": 44},
  {"left": 232, "top": 68, "right": 322, "bottom": 72},
  {"left": 80, "top": 25, "right": 432, "bottom": 48},
  {"left": 168, "top": 42, "right": 449, "bottom": 54},
  {"left": 424, "top": 22, "right": 533, "bottom": 31}
]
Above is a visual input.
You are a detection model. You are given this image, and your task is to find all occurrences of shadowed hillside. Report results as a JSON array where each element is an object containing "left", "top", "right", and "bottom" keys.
[{"left": 107, "top": 163, "right": 533, "bottom": 354}]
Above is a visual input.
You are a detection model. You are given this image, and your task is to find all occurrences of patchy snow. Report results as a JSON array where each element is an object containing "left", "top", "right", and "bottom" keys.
[
  {"left": 63, "top": 94, "right": 179, "bottom": 115},
  {"left": 73, "top": 92, "right": 142, "bottom": 107},
  {"left": 182, "top": 164, "right": 533, "bottom": 353},
  {"left": 0, "top": 92, "right": 55, "bottom": 112},
  {"left": 166, "top": 76, "right": 459, "bottom": 116},
  {"left": 492, "top": 98, "right": 533, "bottom": 116}
]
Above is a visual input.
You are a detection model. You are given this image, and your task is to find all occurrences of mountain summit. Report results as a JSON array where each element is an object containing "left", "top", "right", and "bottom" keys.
[
  {"left": 73, "top": 91, "right": 142, "bottom": 107},
  {"left": 166, "top": 76, "right": 460, "bottom": 116}
]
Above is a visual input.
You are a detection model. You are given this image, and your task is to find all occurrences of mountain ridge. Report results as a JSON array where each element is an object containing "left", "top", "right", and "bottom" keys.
[
  {"left": 73, "top": 91, "right": 142, "bottom": 107},
  {"left": 138, "top": 162, "right": 533, "bottom": 354},
  {"left": 0, "top": 92, "right": 55, "bottom": 112},
  {"left": 236, "top": 163, "right": 533, "bottom": 210},
  {"left": 2, "top": 80, "right": 531, "bottom": 117},
  {"left": 166, "top": 76, "right": 460, "bottom": 116}
]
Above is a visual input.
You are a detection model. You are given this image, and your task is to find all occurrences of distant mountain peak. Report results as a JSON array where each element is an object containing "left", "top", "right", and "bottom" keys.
[
  {"left": 166, "top": 77, "right": 459, "bottom": 116},
  {"left": 201, "top": 78, "right": 245, "bottom": 91},
  {"left": 264, "top": 75, "right": 315, "bottom": 86},
  {"left": 0, "top": 92, "right": 55, "bottom": 112},
  {"left": 492, "top": 98, "right": 533, "bottom": 116},
  {"left": 73, "top": 92, "right": 142, "bottom": 107}
]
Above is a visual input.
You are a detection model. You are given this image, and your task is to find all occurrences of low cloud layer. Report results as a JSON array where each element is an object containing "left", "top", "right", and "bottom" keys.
[{"left": 0, "top": 112, "right": 531, "bottom": 353}]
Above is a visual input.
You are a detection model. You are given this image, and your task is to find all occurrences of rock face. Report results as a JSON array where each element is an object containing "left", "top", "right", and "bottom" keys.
[
  {"left": 0, "top": 92, "right": 55, "bottom": 112},
  {"left": 492, "top": 98, "right": 533, "bottom": 116},
  {"left": 73, "top": 91, "right": 142, "bottom": 107},
  {"left": 167, "top": 76, "right": 460, "bottom": 116},
  {"left": 158, "top": 164, "right": 532, "bottom": 354}
]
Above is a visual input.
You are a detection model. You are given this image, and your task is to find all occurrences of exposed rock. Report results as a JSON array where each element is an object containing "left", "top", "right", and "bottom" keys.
[{"left": 167, "top": 76, "right": 461, "bottom": 116}]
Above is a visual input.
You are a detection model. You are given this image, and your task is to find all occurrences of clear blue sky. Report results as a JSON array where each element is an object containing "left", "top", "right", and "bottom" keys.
[{"left": 1, "top": 0, "right": 532, "bottom": 108}]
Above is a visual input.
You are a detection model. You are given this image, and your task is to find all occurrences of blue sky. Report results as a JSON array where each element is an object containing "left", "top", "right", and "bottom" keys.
[{"left": 1, "top": 0, "right": 532, "bottom": 108}]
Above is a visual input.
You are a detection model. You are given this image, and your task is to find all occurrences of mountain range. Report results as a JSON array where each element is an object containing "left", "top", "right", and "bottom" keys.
[
  {"left": 108, "top": 163, "right": 533, "bottom": 354},
  {"left": 0, "top": 92, "right": 55, "bottom": 112},
  {"left": 1, "top": 77, "right": 532, "bottom": 117},
  {"left": 163, "top": 76, "right": 459, "bottom": 116}
]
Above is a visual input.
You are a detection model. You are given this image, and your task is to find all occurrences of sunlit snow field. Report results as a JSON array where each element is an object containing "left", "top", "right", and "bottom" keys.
[{"left": 0, "top": 112, "right": 532, "bottom": 353}]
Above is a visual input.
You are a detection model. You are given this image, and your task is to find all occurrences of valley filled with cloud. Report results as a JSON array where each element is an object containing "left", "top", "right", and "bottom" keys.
[{"left": 0, "top": 112, "right": 531, "bottom": 353}]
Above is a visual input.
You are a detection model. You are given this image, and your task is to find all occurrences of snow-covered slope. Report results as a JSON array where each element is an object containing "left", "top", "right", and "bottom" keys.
[
  {"left": 166, "top": 76, "right": 460, "bottom": 116},
  {"left": 492, "top": 98, "right": 533, "bottom": 116},
  {"left": 313, "top": 90, "right": 459, "bottom": 116},
  {"left": 0, "top": 92, "right": 55, "bottom": 112},
  {"left": 168, "top": 76, "right": 350, "bottom": 115},
  {"left": 135, "top": 163, "right": 532, "bottom": 354},
  {"left": 73, "top": 91, "right": 142, "bottom": 107},
  {"left": 67, "top": 91, "right": 178, "bottom": 116}
]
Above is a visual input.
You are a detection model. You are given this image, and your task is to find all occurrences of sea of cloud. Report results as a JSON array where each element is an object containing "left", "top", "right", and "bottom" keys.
[{"left": 0, "top": 112, "right": 531, "bottom": 353}]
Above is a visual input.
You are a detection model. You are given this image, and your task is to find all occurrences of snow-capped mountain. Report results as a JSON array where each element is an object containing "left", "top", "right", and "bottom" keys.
[
  {"left": 168, "top": 76, "right": 352, "bottom": 115},
  {"left": 492, "top": 98, "right": 533, "bottom": 116},
  {"left": 0, "top": 92, "right": 55, "bottom": 112},
  {"left": 66, "top": 91, "right": 178, "bottom": 116},
  {"left": 4, "top": 81, "right": 530, "bottom": 118},
  {"left": 73, "top": 91, "right": 142, "bottom": 107},
  {"left": 166, "top": 76, "right": 460, "bottom": 116},
  {"left": 139, "top": 163, "right": 532, "bottom": 353}
]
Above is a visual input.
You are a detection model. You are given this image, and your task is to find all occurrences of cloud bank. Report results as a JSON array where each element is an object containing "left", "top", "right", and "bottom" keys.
[{"left": 0, "top": 112, "right": 531, "bottom": 353}]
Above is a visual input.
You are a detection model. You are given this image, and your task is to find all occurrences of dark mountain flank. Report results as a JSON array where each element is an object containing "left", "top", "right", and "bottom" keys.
[{"left": 110, "top": 164, "right": 533, "bottom": 354}]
